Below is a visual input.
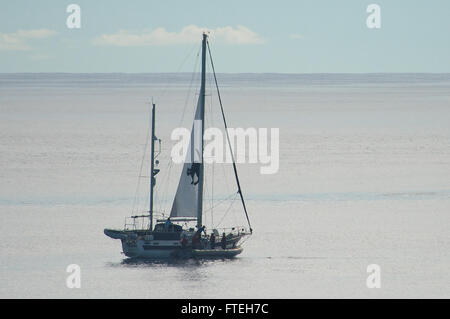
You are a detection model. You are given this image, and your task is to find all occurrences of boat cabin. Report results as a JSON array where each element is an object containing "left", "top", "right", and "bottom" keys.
[{"left": 153, "top": 222, "right": 183, "bottom": 233}]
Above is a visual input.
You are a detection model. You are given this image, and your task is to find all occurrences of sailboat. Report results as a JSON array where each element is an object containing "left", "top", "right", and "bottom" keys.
[{"left": 104, "top": 33, "right": 252, "bottom": 259}]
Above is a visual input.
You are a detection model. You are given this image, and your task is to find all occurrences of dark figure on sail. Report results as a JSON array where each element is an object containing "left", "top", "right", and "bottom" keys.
[{"left": 187, "top": 162, "right": 201, "bottom": 185}]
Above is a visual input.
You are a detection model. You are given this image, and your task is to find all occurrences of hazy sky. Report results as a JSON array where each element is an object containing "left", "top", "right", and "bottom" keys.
[{"left": 1, "top": 0, "right": 449, "bottom": 73}]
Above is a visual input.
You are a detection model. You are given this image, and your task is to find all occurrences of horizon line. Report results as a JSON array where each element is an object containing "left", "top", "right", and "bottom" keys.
[{"left": 1, "top": 72, "right": 450, "bottom": 75}]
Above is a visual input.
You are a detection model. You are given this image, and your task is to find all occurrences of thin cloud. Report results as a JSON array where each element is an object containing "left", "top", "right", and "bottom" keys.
[
  {"left": 290, "top": 34, "right": 304, "bottom": 40},
  {"left": 93, "top": 25, "right": 265, "bottom": 46},
  {"left": 0, "top": 29, "right": 58, "bottom": 51},
  {"left": 29, "top": 53, "right": 52, "bottom": 61}
]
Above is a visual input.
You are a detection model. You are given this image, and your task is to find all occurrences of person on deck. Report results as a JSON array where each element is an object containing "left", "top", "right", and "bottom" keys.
[
  {"left": 210, "top": 233, "right": 216, "bottom": 249},
  {"left": 180, "top": 234, "right": 188, "bottom": 249},
  {"left": 221, "top": 232, "right": 227, "bottom": 250},
  {"left": 192, "top": 225, "right": 205, "bottom": 248},
  {"left": 164, "top": 217, "right": 172, "bottom": 231},
  {"left": 192, "top": 233, "right": 199, "bottom": 248}
]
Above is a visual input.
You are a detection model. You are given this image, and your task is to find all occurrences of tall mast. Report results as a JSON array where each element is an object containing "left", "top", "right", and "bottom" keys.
[
  {"left": 149, "top": 102, "right": 158, "bottom": 231},
  {"left": 196, "top": 33, "right": 207, "bottom": 229}
]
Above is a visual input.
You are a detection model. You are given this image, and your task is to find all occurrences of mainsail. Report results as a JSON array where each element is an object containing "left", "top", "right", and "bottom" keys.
[
  {"left": 169, "top": 96, "right": 204, "bottom": 218},
  {"left": 170, "top": 33, "right": 206, "bottom": 224}
]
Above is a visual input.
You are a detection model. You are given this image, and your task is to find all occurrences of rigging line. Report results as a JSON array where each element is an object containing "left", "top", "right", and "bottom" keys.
[
  {"left": 203, "top": 170, "right": 208, "bottom": 225},
  {"left": 153, "top": 45, "right": 201, "bottom": 216},
  {"left": 158, "top": 47, "right": 200, "bottom": 215},
  {"left": 155, "top": 42, "right": 199, "bottom": 103},
  {"left": 154, "top": 143, "right": 174, "bottom": 213},
  {"left": 214, "top": 194, "right": 238, "bottom": 228},
  {"left": 202, "top": 192, "right": 237, "bottom": 214},
  {"left": 206, "top": 63, "right": 216, "bottom": 228},
  {"left": 207, "top": 40, "right": 253, "bottom": 233},
  {"left": 177, "top": 45, "right": 201, "bottom": 128},
  {"left": 131, "top": 105, "right": 151, "bottom": 215},
  {"left": 211, "top": 157, "right": 214, "bottom": 227},
  {"left": 239, "top": 233, "right": 252, "bottom": 246},
  {"left": 155, "top": 188, "right": 164, "bottom": 218},
  {"left": 159, "top": 157, "right": 173, "bottom": 214}
]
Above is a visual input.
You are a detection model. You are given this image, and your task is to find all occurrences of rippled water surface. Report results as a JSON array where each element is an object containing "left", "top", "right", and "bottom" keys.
[{"left": 1, "top": 73, "right": 449, "bottom": 298}]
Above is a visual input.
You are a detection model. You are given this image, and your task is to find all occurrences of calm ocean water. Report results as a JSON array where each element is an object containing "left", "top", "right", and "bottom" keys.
[{"left": 0, "top": 73, "right": 449, "bottom": 298}]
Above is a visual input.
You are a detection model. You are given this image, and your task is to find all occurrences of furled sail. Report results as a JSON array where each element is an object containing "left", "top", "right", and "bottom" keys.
[{"left": 170, "top": 93, "right": 204, "bottom": 218}]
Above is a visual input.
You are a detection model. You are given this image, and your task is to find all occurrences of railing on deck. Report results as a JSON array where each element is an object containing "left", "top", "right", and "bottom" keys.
[
  {"left": 123, "top": 211, "right": 250, "bottom": 237},
  {"left": 211, "top": 226, "right": 249, "bottom": 236},
  {"left": 123, "top": 211, "right": 166, "bottom": 231}
]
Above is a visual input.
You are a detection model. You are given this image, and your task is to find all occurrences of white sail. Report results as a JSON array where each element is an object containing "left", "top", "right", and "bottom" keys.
[{"left": 170, "top": 94, "right": 204, "bottom": 218}]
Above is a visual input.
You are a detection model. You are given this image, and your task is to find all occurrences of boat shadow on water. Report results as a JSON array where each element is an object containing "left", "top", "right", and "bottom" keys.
[{"left": 116, "top": 255, "right": 241, "bottom": 268}]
